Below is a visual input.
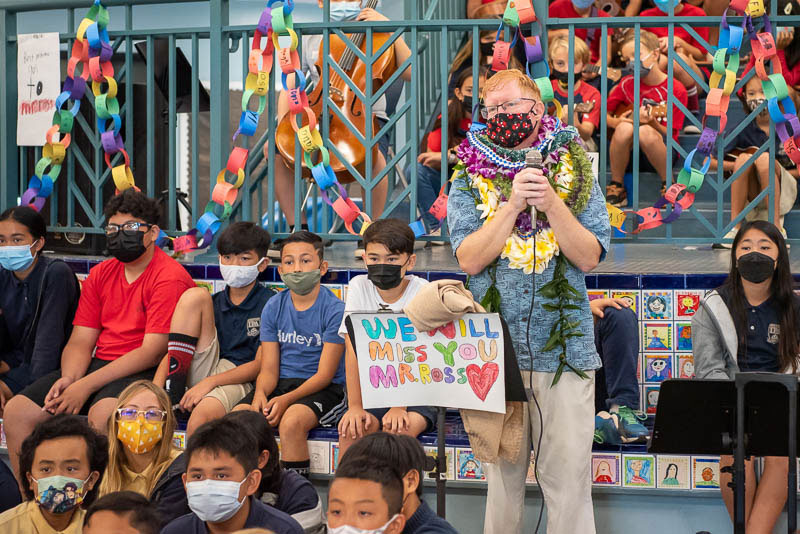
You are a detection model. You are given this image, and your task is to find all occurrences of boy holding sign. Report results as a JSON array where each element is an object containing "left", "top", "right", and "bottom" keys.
[
  {"left": 337, "top": 219, "right": 433, "bottom": 452},
  {"left": 235, "top": 231, "right": 347, "bottom": 479}
]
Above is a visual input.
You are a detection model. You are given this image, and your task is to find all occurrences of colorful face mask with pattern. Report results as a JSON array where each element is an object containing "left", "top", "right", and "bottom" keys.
[{"left": 117, "top": 418, "right": 164, "bottom": 454}]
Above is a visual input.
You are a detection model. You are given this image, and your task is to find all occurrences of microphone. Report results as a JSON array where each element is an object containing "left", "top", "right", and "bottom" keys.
[{"left": 525, "top": 150, "right": 543, "bottom": 220}]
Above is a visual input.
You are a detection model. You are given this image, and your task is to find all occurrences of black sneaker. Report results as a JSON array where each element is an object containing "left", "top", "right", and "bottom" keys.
[{"left": 267, "top": 238, "right": 285, "bottom": 260}]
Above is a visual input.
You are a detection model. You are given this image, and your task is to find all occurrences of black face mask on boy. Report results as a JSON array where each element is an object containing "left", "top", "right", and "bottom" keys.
[{"left": 367, "top": 263, "right": 405, "bottom": 290}]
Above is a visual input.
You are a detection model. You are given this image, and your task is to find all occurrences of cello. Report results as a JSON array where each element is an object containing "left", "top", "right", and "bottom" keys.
[{"left": 275, "top": 0, "right": 398, "bottom": 183}]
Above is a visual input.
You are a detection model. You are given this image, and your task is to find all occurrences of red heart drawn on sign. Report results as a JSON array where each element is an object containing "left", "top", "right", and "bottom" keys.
[{"left": 466, "top": 362, "right": 499, "bottom": 402}]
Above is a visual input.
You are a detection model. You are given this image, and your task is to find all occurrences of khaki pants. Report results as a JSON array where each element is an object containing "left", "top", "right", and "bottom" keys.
[
  {"left": 185, "top": 332, "right": 253, "bottom": 413},
  {"left": 483, "top": 370, "right": 596, "bottom": 534}
]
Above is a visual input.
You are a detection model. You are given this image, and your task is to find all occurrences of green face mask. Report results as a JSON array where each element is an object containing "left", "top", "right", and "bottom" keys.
[{"left": 280, "top": 269, "right": 321, "bottom": 295}]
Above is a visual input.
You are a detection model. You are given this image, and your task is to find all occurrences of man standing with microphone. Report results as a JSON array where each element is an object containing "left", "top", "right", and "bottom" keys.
[{"left": 447, "top": 69, "right": 611, "bottom": 534}]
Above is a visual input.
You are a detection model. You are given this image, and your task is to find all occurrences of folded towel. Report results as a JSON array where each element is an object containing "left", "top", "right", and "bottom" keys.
[{"left": 404, "top": 279, "right": 485, "bottom": 332}]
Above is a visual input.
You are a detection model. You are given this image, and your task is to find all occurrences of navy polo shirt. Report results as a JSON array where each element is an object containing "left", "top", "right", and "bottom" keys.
[
  {"left": 403, "top": 501, "right": 459, "bottom": 534},
  {"left": 212, "top": 283, "right": 275, "bottom": 367},
  {"left": 160, "top": 497, "right": 303, "bottom": 534},
  {"left": 720, "top": 287, "right": 800, "bottom": 372}
]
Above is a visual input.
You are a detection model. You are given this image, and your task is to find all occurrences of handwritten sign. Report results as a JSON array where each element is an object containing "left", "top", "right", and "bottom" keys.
[
  {"left": 349, "top": 313, "right": 506, "bottom": 414},
  {"left": 17, "top": 33, "right": 61, "bottom": 146}
]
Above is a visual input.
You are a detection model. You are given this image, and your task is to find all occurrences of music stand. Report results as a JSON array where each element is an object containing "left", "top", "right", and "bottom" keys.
[{"left": 649, "top": 374, "right": 798, "bottom": 534}]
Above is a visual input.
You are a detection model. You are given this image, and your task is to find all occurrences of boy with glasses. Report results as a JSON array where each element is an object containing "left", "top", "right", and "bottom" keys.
[{"left": 3, "top": 190, "right": 195, "bottom": 486}]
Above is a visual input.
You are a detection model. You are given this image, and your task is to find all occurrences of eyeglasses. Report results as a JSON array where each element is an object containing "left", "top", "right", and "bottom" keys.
[
  {"left": 480, "top": 97, "right": 538, "bottom": 119},
  {"left": 104, "top": 221, "right": 151, "bottom": 237},
  {"left": 116, "top": 408, "right": 167, "bottom": 423}
]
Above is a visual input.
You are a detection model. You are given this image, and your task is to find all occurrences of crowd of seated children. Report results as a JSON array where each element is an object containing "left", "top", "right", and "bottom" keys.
[
  {"left": 4, "top": 190, "right": 195, "bottom": 483},
  {"left": 549, "top": 35, "right": 602, "bottom": 151},
  {"left": 448, "top": 30, "right": 522, "bottom": 98},
  {"left": 83, "top": 491, "right": 161, "bottom": 534},
  {"left": 234, "top": 230, "right": 346, "bottom": 479},
  {"left": 416, "top": 66, "right": 487, "bottom": 234},
  {"left": 0, "top": 207, "right": 80, "bottom": 415},
  {"left": 548, "top": 0, "right": 614, "bottom": 83},
  {"left": 160, "top": 417, "right": 304, "bottom": 534},
  {"left": 713, "top": 75, "right": 799, "bottom": 246},
  {"left": 0, "top": 415, "right": 106, "bottom": 534},
  {"left": 97, "top": 380, "right": 189, "bottom": 525},
  {"left": 337, "top": 219, "right": 434, "bottom": 452},
  {"left": 267, "top": 0, "right": 413, "bottom": 242},
  {"left": 344, "top": 433, "right": 458, "bottom": 534},
  {"left": 227, "top": 410, "right": 326, "bottom": 533},
  {"left": 605, "top": 30, "right": 689, "bottom": 207},
  {"left": 154, "top": 221, "right": 273, "bottom": 436}
]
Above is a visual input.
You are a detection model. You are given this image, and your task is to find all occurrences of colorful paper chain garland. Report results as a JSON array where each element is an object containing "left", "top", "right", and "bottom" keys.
[
  {"left": 20, "top": 0, "right": 138, "bottom": 214},
  {"left": 602, "top": 0, "right": 800, "bottom": 233}
]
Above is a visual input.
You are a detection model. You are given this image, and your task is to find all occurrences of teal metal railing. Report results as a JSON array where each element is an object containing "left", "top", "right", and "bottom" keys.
[{"left": 2, "top": 0, "right": 797, "bottom": 245}]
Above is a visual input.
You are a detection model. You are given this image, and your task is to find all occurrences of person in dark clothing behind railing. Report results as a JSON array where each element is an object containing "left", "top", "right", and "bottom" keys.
[{"left": 0, "top": 206, "right": 80, "bottom": 415}]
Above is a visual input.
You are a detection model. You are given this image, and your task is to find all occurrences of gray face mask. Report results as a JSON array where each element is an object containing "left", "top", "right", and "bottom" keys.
[{"left": 280, "top": 269, "right": 321, "bottom": 295}]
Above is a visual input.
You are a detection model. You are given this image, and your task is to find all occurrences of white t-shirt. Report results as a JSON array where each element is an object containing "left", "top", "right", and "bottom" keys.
[
  {"left": 338, "top": 274, "right": 428, "bottom": 338},
  {"left": 300, "top": 34, "right": 389, "bottom": 121}
]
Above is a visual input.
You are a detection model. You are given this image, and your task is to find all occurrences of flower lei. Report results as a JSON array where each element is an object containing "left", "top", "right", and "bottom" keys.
[{"left": 454, "top": 115, "right": 596, "bottom": 385}]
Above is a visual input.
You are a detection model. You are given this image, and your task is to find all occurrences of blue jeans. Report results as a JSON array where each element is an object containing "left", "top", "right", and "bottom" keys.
[
  {"left": 412, "top": 162, "right": 448, "bottom": 230},
  {"left": 594, "top": 306, "right": 640, "bottom": 411}
]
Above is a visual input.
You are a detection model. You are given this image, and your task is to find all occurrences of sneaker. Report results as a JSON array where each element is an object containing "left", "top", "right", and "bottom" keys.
[
  {"left": 682, "top": 124, "right": 702, "bottom": 135},
  {"left": 267, "top": 238, "right": 285, "bottom": 260},
  {"left": 611, "top": 406, "right": 649, "bottom": 443},
  {"left": 712, "top": 227, "right": 738, "bottom": 250},
  {"left": 425, "top": 227, "right": 446, "bottom": 247},
  {"left": 594, "top": 412, "right": 622, "bottom": 445},
  {"left": 605, "top": 181, "right": 628, "bottom": 208}
]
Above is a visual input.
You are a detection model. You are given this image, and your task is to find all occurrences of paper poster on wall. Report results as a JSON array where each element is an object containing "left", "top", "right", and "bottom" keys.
[
  {"left": 348, "top": 313, "right": 506, "bottom": 414},
  {"left": 17, "top": 33, "right": 61, "bottom": 146}
]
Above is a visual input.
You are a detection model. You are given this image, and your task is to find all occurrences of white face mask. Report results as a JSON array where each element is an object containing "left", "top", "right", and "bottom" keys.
[
  {"left": 328, "top": 514, "right": 401, "bottom": 534},
  {"left": 186, "top": 478, "right": 248, "bottom": 523},
  {"left": 219, "top": 257, "right": 265, "bottom": 288}
]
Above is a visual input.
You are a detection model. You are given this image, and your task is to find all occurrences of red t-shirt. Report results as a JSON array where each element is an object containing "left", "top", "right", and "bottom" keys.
[
  {"left": 640, "top": 5, "right": 710, "bottom": 55},
  {"left": 552, "top": 79, "right": 602, "bottom": 129},
  {"left": 73, "top": 247, "right": 195, "bottom": 361},
  {"left": 427, "top": 118, "right": 472, "bottom": 152},
  {"left": 548, "top": 0, "right": 613, "bottom": 64},
  {"left": 742, "top": 49, "right": 800, "bottom": 88},
  {"left": 607, "top": 75, "right": 688, "bottom": 140}
]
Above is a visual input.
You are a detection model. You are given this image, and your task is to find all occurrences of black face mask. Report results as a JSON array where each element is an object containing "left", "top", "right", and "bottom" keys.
[
  {"left": 367, "top": 263, "right": 404, "bottom": 291},
  {"left": 737, "top": 251, "right": 776, "bottom": 284},
  {"left": 480, "top": 41, "right": 495, "bottom": 57},
  {"left": 461, "top": 95, "right": 473, "bottom": 114},
  {"left": 107, "top": 231, "right": 148, "bottom": 263},
  {"left": 550, "top": 70, "right": 571, "bottom": 84}
]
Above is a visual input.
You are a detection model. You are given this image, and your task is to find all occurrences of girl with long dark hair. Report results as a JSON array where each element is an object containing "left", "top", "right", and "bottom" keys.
[
  {"left": 0, "top": 207, "right": 80, "bottom": 414},
  {"left": 692, "top": 220, "right": 800, "bottom": 532}
]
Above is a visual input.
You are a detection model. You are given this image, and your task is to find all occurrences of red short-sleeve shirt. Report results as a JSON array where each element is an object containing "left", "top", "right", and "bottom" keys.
[
  {"left": 640, "top": 5, "right": 710, "bottom": 56},
  {"left": 548, "top": 0, "right": 613, "bottom": 64},
  {"left": 552, "top": 79, "right": 602, "bottom": 129},
  {"left": 73, "top": 247, "right": 195, "bottom": 360},
  {"left": 606, "top": 76, "right": 688, "bottom": 140}
]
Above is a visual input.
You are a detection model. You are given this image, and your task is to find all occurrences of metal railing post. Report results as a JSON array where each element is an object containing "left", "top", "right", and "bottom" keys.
[
  {"left": 209, "top": 0, "right": 230, "bottom": 211},
  {"left": 0, "top": 9, "right": 18, "bottom": 210}
]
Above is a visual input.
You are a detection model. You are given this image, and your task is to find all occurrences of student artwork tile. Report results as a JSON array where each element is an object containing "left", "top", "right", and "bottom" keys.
[
  {"left": 587, "top": 289, "right": 609, "bottom": 302},
  {"left": 264, "top": 282, "right": 287, "bottom": 292},
  {"left": 637, "top": 354, "right": 643, "bottom": 382},
  {"left": 172, "top": 431, "right": 186, "bottom": 450},
  {"left": 675, "top": 322, "right": 693, "bottom": 352},
  {"left": 456, "top": 449, "right": 485, "bottom": 481},
  {"left": 424, "top": 446, "right": 455, "bottom": 481},
  {"left": 308, "top": 441, "right": 331, "bottom": 475},
  {"left": 643, "top": 322, "right": 672, "bottom": 352},
  {"left": 644, "top": 354, "right": 672, "bottom": 383},
  {"left": 195, "top": 280, "right": 214, "bottom": 294},
  {"left": 526, "top": 452, "right": 537, "bottom": 485},
  {"left": 643, "top": 291, "right": 673, "bottom": 320},
  {"left": 622, "top": 454, "right": 655, "bottom": 488},
  {"left": 350, "top": 313, "right": 506, "bottom": 413},
  {"left": 645, "top": 385, "right": 660, "bottom": 415},
  {"left": 692, "top": 456, "right": 721, "bottom": 490},
  {"left": 0, "top": 421, "right": 6, "bottom": 449},
  {"left": 213, "top": 280, "right": 227, "bottom": 294},
  {"left": 677, "top": 354, "right": 695, "bottom": 379},
  {"left": 325, "top": 284, "right": 344, "bottom": 300},
  {"left": 674, "top": 290, "right": 704, "bottom": 319},
  {"left": 657, "top": 455, "right": 691, "bottom": 489},
  {"left": 592, "top": 453, "right": 621, "bottom": 486},
  {"left": 610, "top": 290, "right": 640, "bottom": 318},
  {"left": 330, "top": 442, "right": 341, "bottom": 474}
]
